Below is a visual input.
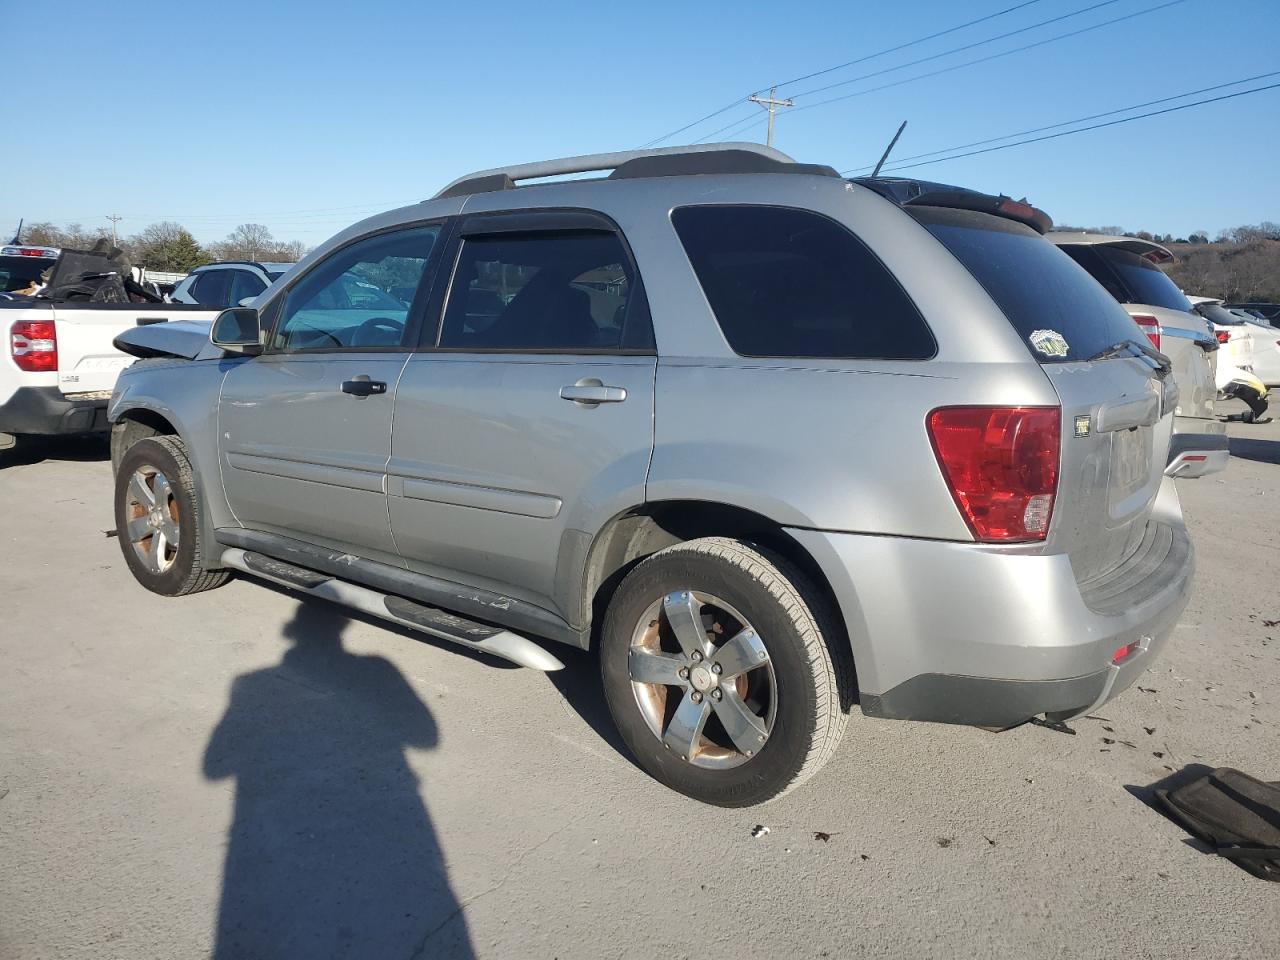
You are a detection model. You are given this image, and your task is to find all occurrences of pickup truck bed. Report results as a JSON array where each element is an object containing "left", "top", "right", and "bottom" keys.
[{"left": 1, "top": 299, "right": 220, "bottom": 445}]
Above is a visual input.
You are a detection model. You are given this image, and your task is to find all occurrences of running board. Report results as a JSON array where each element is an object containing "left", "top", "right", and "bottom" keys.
[{"left": 220, "top": 548, "right": 564, "bottom": 671}]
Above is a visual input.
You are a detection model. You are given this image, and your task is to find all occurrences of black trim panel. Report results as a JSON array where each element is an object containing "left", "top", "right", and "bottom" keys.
[{"left": 860, "top": 670, "right": 1108, "bottom": 730}]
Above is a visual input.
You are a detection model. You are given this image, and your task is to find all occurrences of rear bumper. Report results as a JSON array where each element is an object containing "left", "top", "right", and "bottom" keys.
[
  {"left": 1165, "top": 427, "right": 1230, "bottom": 478},
  {"left": 787, "top": 480, "right": 1194, "bottom": 730},
  {"left": 0, "top": 385, "right": 110, "bottom": 437}
]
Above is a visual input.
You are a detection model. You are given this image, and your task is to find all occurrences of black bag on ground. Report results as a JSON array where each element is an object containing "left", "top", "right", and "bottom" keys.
[{"left": 1156, "top": 767, "right": 1280, "bottom": 881}]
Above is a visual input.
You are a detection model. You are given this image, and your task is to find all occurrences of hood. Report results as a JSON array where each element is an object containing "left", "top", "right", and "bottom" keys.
[{"left": 113, "top": 319, "right": 214, "bottom": 360}]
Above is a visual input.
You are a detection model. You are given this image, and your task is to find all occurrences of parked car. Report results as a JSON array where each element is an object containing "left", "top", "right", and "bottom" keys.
[
  {"left": 1048, "top": 233, "right": 1225, "bottom": 477},
  {"left": 170, "top": 260, "right": 294, "bottom": 307},
  {"left": 1, "top": 245, "right": 219, "bottom": 452},
  {"left": 1189, "top": 296, "right": 1280, "bottom": 386},
  {"left": 1223, "top": 302, "right": 1280, "bottom": 325},
  {"left": 108, "top": 144, "right": 1194, "bottom": 805}
]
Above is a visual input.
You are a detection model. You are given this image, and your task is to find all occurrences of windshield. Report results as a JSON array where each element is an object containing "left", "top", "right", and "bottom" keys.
[
  {"left": 0, "top": 255, "right": 55, "bottom": 293},
  {"left": 910, "top": 207, "right": 1141, "bottom": 363}
]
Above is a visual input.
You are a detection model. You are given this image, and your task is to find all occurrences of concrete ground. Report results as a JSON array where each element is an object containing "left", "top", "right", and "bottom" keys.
[{"left": 1, "top": 414, "right": 1277, "bottom": 960}]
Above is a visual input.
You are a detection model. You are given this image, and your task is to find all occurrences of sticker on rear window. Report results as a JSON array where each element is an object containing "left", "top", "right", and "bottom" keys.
[{"left": 1030, "top": 329, "right": 1069, "bottom": 358}]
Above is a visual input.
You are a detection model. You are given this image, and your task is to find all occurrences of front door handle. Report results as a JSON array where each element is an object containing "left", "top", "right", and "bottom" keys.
[
  {"left": 341, "top": 376, "right": 388, "bottom": 398},
  {"left": 560, "top": 382, "right": 627, "bottom": 405}
]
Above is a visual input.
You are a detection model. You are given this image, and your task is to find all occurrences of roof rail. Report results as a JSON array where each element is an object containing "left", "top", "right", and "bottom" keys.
[{"left": 433, "top": 142, "right": 841, "bottom": 200}]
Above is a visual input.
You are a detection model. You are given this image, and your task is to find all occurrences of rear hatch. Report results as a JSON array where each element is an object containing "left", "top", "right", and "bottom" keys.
[{"left": 908, "top": 205, "right": 1175, "bottom": 584}]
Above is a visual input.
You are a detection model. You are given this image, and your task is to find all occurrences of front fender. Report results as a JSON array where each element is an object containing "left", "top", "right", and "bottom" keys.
[{"left": 110, "top": 359, "right": 237, "bottom": 544}]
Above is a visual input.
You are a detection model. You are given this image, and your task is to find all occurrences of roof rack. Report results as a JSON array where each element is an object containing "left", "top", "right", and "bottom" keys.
[{"left": 433, "top": 142, "right": 842, "bottom": 200}]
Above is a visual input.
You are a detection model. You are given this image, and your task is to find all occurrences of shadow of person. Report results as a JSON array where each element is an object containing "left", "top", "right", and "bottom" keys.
[{"left": 203, "top": 601, "right": 475, "bottom": 959}]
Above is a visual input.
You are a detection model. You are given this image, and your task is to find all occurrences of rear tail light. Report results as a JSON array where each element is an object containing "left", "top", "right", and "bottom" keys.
[
  {"left": 927, "top": 406, "right": 1060, "bottom": 542},
  {"left": 1132, "top": 314, "right": 1160, "bottom": 351},
  {"left": 1215, "top": 329, "right": 1233, "bottom": 344},
  {"left": 10, "top": 320, "right": 58, "bottom": 372}
]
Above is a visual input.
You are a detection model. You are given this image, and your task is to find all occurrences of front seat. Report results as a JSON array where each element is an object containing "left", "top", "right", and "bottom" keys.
[{"left": 490, "top": 273, "right": 597, "bottom": 348}]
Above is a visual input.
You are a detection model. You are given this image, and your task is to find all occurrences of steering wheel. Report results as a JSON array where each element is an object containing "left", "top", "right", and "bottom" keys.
[{"left": 353, "top": 316, "right": 405, "bottom": 346}]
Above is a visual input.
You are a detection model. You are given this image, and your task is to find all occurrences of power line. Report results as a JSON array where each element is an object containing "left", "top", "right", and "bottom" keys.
[
  {"left": 635, "top": 0, "right": 1053, "bottom": 148},
  {"left": 788, "top": 0, "right": 1122, "bottom": 100},
  {"left": 850, "top": 81, "right": 1280, "bottom": 174},
  {"left": 692, "top": 108, "right": 770, "bottom": 144},
  {"left": 767, "top": 0, "right": 1048, "bottom": 90},
  {"left": 787, "top": 0, "right": 1186, "bottom": 118},
  {"left": 843, "top": 70, "right": 1280, "bottom": 173}
]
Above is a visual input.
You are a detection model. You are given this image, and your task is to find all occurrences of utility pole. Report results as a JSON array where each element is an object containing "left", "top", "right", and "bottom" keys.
[
  {"left": 106, "top": 214, "right": 123, "bottom": 245},
  {"left": 748, "top": 87, "right": 794, "bottom": 147}
]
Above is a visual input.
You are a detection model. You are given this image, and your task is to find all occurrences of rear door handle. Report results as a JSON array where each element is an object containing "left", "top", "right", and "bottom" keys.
[
  {"left": 560, "top": 383, "right": 627, "bottom": 405},
  {"left": 341, "top": 377, "right": 388, "bottom": 398}
]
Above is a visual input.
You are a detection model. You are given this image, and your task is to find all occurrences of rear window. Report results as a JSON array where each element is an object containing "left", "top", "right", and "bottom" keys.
[
  {"left": 1061, "top": 244, "right": 1191, "bottom": 313},
  {"left": 1196, "top": 302, "right": 1243, "bottom": 326},
  {"left": 911, "top": 207, "right": 1140, "bottom": 363},
  {"left": 0, "top": 256, "right": 54, "bottom": 293},
  {"left": 671, "top": 205, "right": 935, "bottom": 360}
]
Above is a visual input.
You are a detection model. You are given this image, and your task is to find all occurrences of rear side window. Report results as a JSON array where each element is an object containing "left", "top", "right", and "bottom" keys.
[
  {"left": 1060, "top": 245, "right": 1192, "bottom": 313},
  {"left": 191, "top": 269, "right": 232, "bottom": 306},
  {"left": 912, "top": 207, "right": 1140, "bottom": 363},
  {"left": 439, "top": 232, "right": 649, "bottom": 352},
  {"left": 671, "top": 206, "right": 934, "bottom": 359}
]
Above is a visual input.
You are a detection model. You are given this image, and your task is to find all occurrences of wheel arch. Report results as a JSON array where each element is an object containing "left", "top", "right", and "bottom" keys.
[
  {"left": 110, "top": 400, "right": 226, "bottom": 569},
  {"left": 579, "top": 499, "right": 856, "bottom": 706}
]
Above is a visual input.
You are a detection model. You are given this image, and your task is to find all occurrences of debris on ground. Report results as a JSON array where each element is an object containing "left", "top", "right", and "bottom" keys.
[
  {"left": 813, "top": 831, "right": 836, "bottom": 843},
  {"left": 983, "top": 835, "right": 997, "bottom": 846},
  {"left": 1263, "top": 619, "right": 1278, "bottom": 628},
  {"left": 103, "top": 530, "right": 117, "bottom": 538},
  {"left": 859, "top": 854, "right": 870, "bottom": 861},
  {"left": 750, "top": 824, "right": 770, "bottom": 839},
  {"left": 936, "top": 837, "right": 953, "bottom": 848},
  {"left": 1144, "top": 727, "right": 1157, "bottom": 735}
]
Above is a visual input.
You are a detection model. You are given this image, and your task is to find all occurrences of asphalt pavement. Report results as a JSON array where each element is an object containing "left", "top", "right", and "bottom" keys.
[{"left": 1, "top": 414, "right": 1277, "bottom": 960}]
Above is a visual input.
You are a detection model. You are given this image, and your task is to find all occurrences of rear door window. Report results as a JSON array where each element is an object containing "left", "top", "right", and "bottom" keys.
[
  {"left": 911, "top": 206, "right": 1140, "bottom": 362},
  {"left": 671, "top": 205, "right": 934, "bottom": 359},
  {"left": 438, "top": 231, "right": 649, "bottom": 352},
  {"left": 191, "top": 269, "right": 232, "bottom": 306}
]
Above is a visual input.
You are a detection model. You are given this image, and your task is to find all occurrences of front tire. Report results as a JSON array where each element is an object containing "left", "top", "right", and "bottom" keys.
[
  {"left": 114, "top": 436, "right": 230, "bottom": 596},
  {"left": 600, "top": 537, "right": 849, "bottom": 806}
]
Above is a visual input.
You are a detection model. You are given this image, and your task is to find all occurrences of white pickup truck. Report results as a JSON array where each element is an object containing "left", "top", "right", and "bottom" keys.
[{"left": 1, "top": 245, "right": 219, "bottom": 451}]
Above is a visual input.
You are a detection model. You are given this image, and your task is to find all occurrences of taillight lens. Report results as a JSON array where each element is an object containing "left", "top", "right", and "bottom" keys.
[
  {"left": 1215, "top": 329, "right": 1232, "bottom": 344},
  {"left": 10, "top": 320, "right": 58, "bottom": 372},
  {"left": 1131, "top": 314, "right": 1160, "bottom": 351},
  {"left": 927, "top": 406, "right": 1060, "bottom": 542}
]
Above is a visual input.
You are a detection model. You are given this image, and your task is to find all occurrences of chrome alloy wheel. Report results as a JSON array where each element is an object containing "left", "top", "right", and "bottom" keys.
[
  {"left": 124, "top": 465, "right": 181, "bottom": 574},
  {"left": 627, "top": 590, "right": 777, "bottom": 769}
]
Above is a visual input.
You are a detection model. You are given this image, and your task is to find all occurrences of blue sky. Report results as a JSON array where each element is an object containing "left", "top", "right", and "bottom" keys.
[{"left": 4, "top": 0, "right": 1277, "bottom": 247}]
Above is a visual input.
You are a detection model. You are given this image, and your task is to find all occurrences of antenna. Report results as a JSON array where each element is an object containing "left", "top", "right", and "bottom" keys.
[
  {"left": 9, "top": 218, "right": 22, "bottom": 244},
  {"left": 870, "top": 121, "right": 908, "bottom": 177}
]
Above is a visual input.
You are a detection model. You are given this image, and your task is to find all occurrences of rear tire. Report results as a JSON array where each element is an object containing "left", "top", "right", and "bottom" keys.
[
  {"left": 114, "top": 436, "right": 230, "bottom": 596},
  {"left": 600, "top": 537, "right": 850, "bottom": 806}
]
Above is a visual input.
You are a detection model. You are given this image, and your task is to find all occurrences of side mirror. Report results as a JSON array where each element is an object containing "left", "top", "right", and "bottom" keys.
[{"left": 211, "top": 307, "right": 263, "bottom": 355}]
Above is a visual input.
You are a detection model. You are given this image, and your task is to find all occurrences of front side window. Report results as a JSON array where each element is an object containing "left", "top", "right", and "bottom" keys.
[
  {"left": 273, "top": 226, "right": 440, "bottom": 351},
  {"left": 671, "top": 205, "right": 935, "bottom": 359},
  {"left": 438, "top": 231, "right": 645, "bottom": 351},
  {"left": 228, "top": 269, "right": 267, "bottom": 306}
]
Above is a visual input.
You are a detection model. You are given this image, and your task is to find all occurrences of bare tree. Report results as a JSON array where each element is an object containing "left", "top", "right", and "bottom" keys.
[{"left": 220, "top": 223, "right": 275, "bottom": 261}]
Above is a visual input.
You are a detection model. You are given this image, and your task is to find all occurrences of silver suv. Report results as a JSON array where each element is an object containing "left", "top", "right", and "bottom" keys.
[{"left": 109, "top": 144, "right": 1194, "bottom": 806}]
